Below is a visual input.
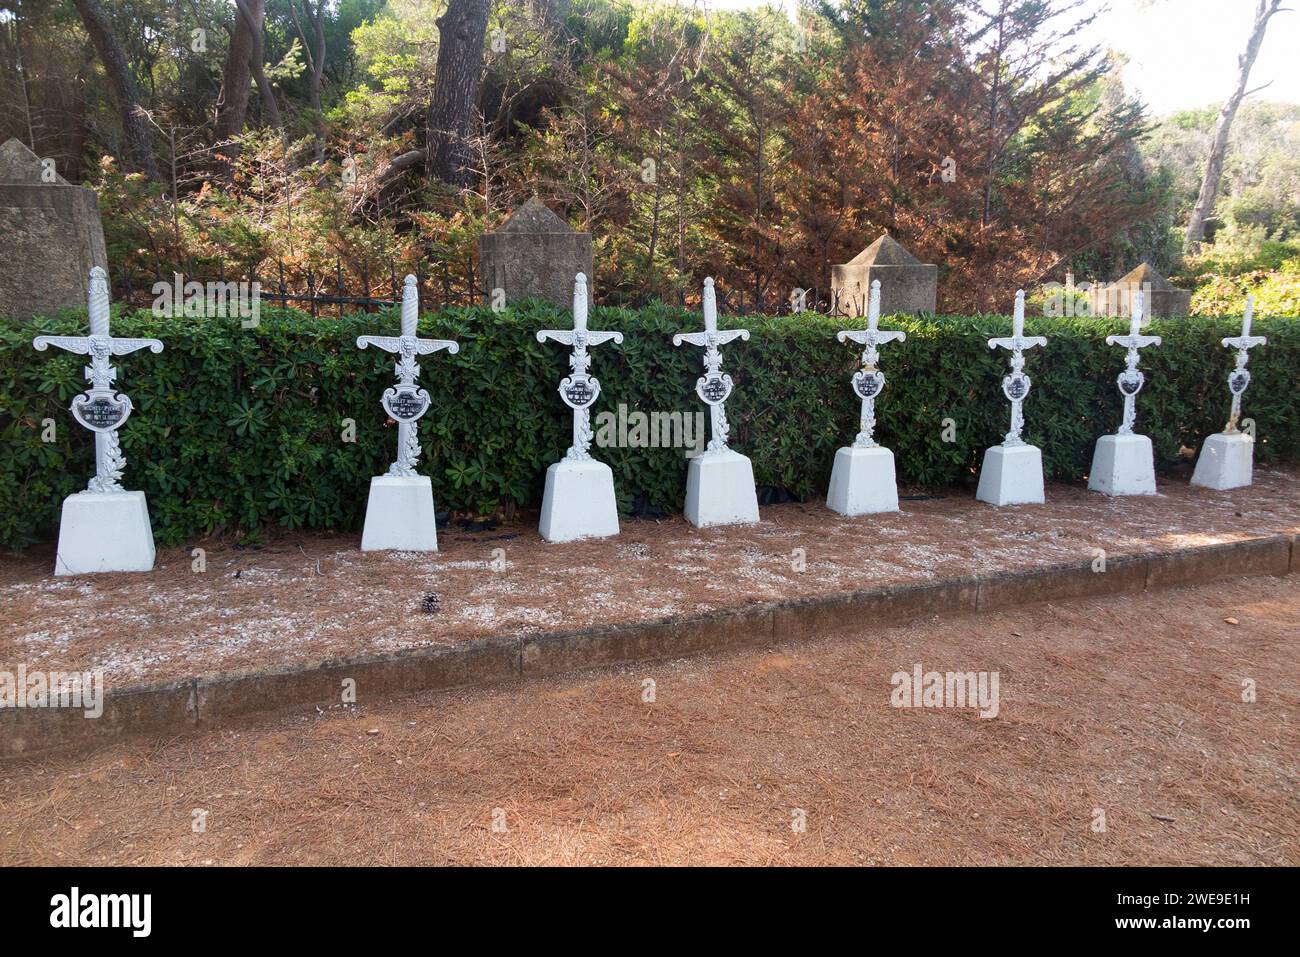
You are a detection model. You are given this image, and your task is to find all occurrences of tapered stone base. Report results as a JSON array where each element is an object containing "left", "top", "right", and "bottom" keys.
[
  {"left": 539, "top": 459, "right": 620, "bottom": 543},
  {"left": 361, "top": 475, "right": 439, "bottom": 551},
  {"left": 685, "top": 449, "right": 760, "bottom": 528},
  {"left": 826, "top": 446, "right": 900, "bottom": 515},
  {"left": 976, "top": 443, "right": 1045, "bottom": 506},
  {"left": 1191, "top": 432, "right": 1254, "bottom": 490},
  {"left": 54, "top": 490, "right": 156, "bottom": 576},
  {"left": 1088, "top": 433, "right": 1156, "bottom": 496}
]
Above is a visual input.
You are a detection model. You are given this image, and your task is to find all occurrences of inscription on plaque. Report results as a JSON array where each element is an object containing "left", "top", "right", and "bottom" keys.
[
  {"left": 382, "top": 386, "right": 430, "bottom": 423},
  {"left": 1118, "top": 370, "right": 1143, "bottom": 396},
  {"left": 1003, "top": 376, "right": 1028, "bottom": 401},
  {"left": 388, "top": 389, "right": 427, "bottom": 421},
  {"left": 1229, "top": 370, "right": 1250, "bottom": 395},
  {"left": 563, "top": 379, "right": 596, "bottom": 408},
  {"left": 71, "top": 393, "right": 129, "bottom": 432},
  {"left": 699, "top": 375, "right": 730, "bottom": 404},
  {"left": 852, "top": 370, "right": 884, "bottom": 400}
]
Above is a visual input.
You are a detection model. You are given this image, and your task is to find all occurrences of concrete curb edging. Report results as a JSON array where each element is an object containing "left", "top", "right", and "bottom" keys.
[{"left": 3, "top": 533, "right": 1293, "bottom": 759}]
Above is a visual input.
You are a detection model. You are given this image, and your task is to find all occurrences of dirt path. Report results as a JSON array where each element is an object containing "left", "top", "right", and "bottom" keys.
[
  {"left": 1, "top": 466, "right": 1297, "bottom": 686},
  {"left": 2, "top": 574, "right": 1296, "bottom": 866}
]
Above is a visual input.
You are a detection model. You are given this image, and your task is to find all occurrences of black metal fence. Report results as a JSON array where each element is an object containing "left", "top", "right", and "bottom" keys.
[
  {"left": 117, "top": 259, "right": 830, "bottom": 318},
  {"left": 118, "top": 255, "right": 480, "bottom": 317}
]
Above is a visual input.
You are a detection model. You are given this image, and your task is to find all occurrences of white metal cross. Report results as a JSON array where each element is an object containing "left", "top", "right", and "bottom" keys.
[
  {"left": 987, "top": 290, "right": 1047, "bottom": 446},
  {"left": 357, "top": 274, "right": 459, "bottom": 476},
  {"left": 837, "top": 279, "right": 905, "bottom": 448},
  {"left": 673, "top": 277, "right": 750, "bottom": 454},
  {"left": 1218, "top": 293, "right": 1267, "bottom": 433},
  {"left": 537, "top": 273, "right": 623, "bottom": 462},
  {"left": 1104, "top": 291, "right": 1161, "bottom": 435},
  {"left": 32, "top": 266, "right": 164, "bottom": 493}
]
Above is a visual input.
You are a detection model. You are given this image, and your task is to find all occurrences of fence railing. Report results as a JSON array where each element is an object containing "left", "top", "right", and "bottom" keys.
[{"left": 116, "top": 260, "right": 829, "bottom": 318}]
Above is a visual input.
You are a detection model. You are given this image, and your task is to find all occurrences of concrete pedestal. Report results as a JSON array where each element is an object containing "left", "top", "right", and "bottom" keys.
[
  {"left": 685, "top": 449, "right": 760, "bottom": 528},
  {"left": 361, "top": 475, "right": 439, "bottom": 551},
  {"left": 976, "top": 443, "right": 1045, "bottom": 506},
  {"left": 1088, "top": 433, "right": 1156, "bottom": 496},
  {"left": 54, "top": 490, "right": 156, "bottom": 575},
  {"left": 1191, "top": 432, "right": 1254, "bottom": 490},
  {"left": 826, "top": 446, "right": 899, "bottom": 515},
  {"left": 539, "top": 458, "right": 620, "bottom": 543}
]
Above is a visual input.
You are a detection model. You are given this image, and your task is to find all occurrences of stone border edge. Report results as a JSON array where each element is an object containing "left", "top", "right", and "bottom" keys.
[{"left": 3, "top": 533, "right": 1293, "bottom": 759}]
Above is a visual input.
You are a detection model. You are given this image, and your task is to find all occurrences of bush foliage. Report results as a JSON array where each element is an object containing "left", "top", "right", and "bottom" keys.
[{"left": 2, "top": 304, "right": 1297, "bottom": 551}]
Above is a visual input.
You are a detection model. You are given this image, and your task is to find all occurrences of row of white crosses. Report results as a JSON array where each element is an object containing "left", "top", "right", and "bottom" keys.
[{"left": 30, "top": 269, "right": 1268, "bottom": 574}]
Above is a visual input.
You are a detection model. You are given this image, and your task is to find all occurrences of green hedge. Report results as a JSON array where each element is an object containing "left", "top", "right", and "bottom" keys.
[{"left": 2, "top": 303, "right": 1296, "bottom": 551}]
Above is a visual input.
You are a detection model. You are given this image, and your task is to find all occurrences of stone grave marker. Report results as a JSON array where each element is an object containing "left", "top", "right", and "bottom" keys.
[
  {"left": 32, "top": 267, "right": 164, "bottom": 574},
  {"left": 976, "top": 290, "right": 1049, "bottom": 506},
  {"left": 356, "top": 275, "right": 459, "bottom": 551},
  {"left": 1090, "top": 262, "right": 1191, "bottom": 319},
  {"left": 827, "top": 279, "right": 906, "bottom": 515},
  {"left": 480, "top": 198, "right": 594, "bottom": 308},
  {"left": 673, "top": 277, "right": 760, "bottom": 528},
  {"left": 830, "top": 233, "right": 937, "bottom": 317},
  {"left": 536, "top": 272, "right": 623, "bottom": 542},
  {"left": 1191, "top": 294, "right": 1266, "bottom": 490},
  {"left": 0, "top": 138, "right": 108, "bottom": 320},
  {"left": 1088, "top": 292, "right": 1162, "bottom": 496}
]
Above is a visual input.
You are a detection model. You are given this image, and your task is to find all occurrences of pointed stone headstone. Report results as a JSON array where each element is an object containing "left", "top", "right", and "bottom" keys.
[
  {"left": 0, "top": 138, "right": 108, "bottom": 320},
  {"left": 479, "top": 197, "right": 594, "bottom": 308},
  {"left": 831, "top": 234, "right": 937, "bottom": 317},
  {"left": 1091, "top": 262, "right": 1191, "bottom": 318}
]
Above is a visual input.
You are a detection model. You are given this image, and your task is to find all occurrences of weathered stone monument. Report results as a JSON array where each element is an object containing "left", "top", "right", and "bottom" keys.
[
  {"left": 1090, "top": 262, "right": 1191, "bottom": 319},
  {"left": 673, "top": 278, "right": 760, "bottom": 528},
  {"left": 356, "top": 275, "right": 459, "bottom": 551},
  {"left": 32, "top": 267, "right": 164, "bottom": 575},
  {"left": 1088, "top": 292, "right": 1162, "bottom": 496},
  {"left": 1191, "top": 294, "right": 1266, "bottom": 491},
  {"left": 536, "top": 273, "right": 624, "bottom": 542},
  {"left": 479, "top": 197, "right": 594, "bottom": 308},
  {"left": 976, "top": 290, "right": 1048, "bottom": 506},
  {"left": 827, "top": 279, "right": 906, "bottom": 515},
  {"left": 831, "top": 233, "right": 937, "bottom": 317},
  {"left": 0, "top": 138, "right": 108, "bottom": 320}
]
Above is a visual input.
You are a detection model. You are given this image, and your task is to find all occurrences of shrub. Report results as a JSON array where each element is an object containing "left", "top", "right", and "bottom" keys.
[{"left": 1, "top": 303, "right": 1296, "bottom": 551}]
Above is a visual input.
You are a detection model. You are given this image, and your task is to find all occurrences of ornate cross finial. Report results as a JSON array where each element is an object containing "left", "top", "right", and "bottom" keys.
[
  {"left": 1103, "top": 290, "right": 1161, "bottom": 435},
  {"left": 1219, "top": 293, "right": 1267, "bottom": 433},
  {"left": 32, "top": 266, "right": 164, "bottom": 493},
  {"left": 537, "top": 273, "right": 623, "bottom": 462},
  {"left": 837, "top": 279, "right": 905, "bottom": 448},
  {"left": 673, "top": 277, "right": 751, "bottom": 454},
  {"left": 988, "top": 289, "right": 1047, "bottom": 446},
  {"left": 357, "top": 274, "right": 459, "bottom": 476}
]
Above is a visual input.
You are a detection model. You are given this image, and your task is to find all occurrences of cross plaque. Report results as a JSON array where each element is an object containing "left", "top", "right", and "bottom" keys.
[
  {"left": 1218, "top": 293, "right": 1267, "bottom": 433},
  {"left": 537, "top": 273, "right": 623, "bottom": 462},
  {"left": 673, "top": 278, "right": 750, "bottom": 454},
  {"left": 32, "top": 266, "right": 164, "bottom": 493},
  {"left": 837, "top": 279, "right": 905, "bottom": 448},
  {"left": 1104, "top": 291, "right": 1161, "bottom": 435},
  {"left": 357, "top": 274, "right": 459, "bottom": 476},
  {"left": 987, "top": 290, "right": 1047, "bottom": 446}
]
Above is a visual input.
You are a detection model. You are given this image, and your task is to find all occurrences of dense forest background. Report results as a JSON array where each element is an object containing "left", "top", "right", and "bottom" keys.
[{"left": 1, "top": 0, "right": 1297, "bottom": 314}]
